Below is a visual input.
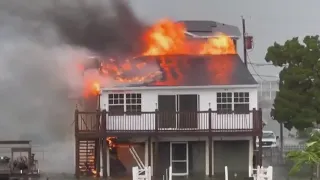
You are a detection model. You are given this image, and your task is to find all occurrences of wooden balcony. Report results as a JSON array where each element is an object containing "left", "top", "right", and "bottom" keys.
[{"left": 74, "top": 109, "right": 262, "bottom": 137}]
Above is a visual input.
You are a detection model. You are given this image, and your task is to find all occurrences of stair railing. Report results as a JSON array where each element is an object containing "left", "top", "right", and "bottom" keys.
[{"left": 129, "top": 146, "right": 145, "bottom": 169}]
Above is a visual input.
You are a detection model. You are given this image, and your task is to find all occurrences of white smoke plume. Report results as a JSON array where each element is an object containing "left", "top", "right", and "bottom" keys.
[{"left": 0, "top": 0, "right": 146, "bottom": 174}]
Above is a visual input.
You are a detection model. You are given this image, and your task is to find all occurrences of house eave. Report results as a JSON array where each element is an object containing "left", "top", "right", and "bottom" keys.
[
  {"left": 185, "top": 31, "right": 240, "bottom": 39},
  {"left": 101, "top": 84, "right": 259, "bottom": 92}
]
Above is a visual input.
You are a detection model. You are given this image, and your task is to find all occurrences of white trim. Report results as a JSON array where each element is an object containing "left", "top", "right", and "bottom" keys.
[
  {"left": 102, "top": 84, "right": 259, "bottom": 92},
  {"left": 170, "top": 142, "right": 189, "bottom": 176}
]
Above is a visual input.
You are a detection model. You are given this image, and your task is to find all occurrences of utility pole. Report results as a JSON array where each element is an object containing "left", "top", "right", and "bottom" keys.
[{"left": 241, "top": 16, "right": 248, "bottom": 67}]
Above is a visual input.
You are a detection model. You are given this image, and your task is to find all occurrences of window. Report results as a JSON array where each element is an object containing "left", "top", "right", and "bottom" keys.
[
  {"left": 234, "top": 92, "right": 249, "bottom": 114},
  {"left": 217, "top": 92, "right": 232, "bottom": 113},
  {"left": 108, "top": 93, "right": 141, "bottom": 116},
  {"left": 125, "top": 93, "right": 141, "bottom": 115},
  {"left": 216, "top": 92, "right": 250, "bottom": 114},
  {"left": 108, "top": 93, "right": 124, "bottom": 116}
]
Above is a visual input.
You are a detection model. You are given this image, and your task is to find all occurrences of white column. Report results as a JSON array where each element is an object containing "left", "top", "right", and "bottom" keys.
[
  {"left": 151, "top": 140, "right": 153, "bottom": 176},
  {"left": 100, "top": 144, "right": 103, "bottom": 177},
  {"left": 205, "top": 139, "right": 209, "bottom": 175},
  {"left": 248, "top": 139, "right": 253, "bottom": 177},
  {"left": 212, "top": 140, "right": 214, "bottom": 175},
  {"left": 107, "top": 146, "right": 110, "bottom": 176}
]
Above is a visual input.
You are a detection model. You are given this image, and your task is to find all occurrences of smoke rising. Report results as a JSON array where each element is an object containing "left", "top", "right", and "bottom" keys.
[
  {"left": 0, "top": 0, "right": 146, "bottom": 173},
  {"left": 48, "top": 0, "right": 146, "bottom": 54}
]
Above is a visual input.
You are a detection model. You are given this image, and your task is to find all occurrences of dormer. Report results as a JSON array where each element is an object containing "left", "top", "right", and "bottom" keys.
[{"left": 178, "top": 20, "right": 241, "bottom": 51}]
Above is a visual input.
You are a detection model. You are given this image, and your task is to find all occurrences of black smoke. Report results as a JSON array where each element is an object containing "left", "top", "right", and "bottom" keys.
[
  {"left": 47, "top": 0, "right": 147, "bottom": 54},
  {"left": 0, "top": 0, "right": 147, "bottom": 174}
]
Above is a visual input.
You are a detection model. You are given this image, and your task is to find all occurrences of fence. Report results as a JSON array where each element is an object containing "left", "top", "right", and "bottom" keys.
[
  {"left": 262, "top": 145, "right": 320, "bottom": 180},
  {"left": 132, "top": 166, "right": 152, "bottom": 180}
]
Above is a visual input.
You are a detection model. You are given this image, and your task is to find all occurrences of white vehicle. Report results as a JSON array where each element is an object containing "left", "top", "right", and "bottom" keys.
[{"left": 256, "top": 131, "right": 279, "bottom": 148}]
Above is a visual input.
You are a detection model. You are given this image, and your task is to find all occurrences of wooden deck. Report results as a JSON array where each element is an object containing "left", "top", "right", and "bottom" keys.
[
  {"left": 75, "top": 108, "right": 263, "bottom": 136},
  {"left": 73, "top": 109, "right": 263, "bottom": 179}
]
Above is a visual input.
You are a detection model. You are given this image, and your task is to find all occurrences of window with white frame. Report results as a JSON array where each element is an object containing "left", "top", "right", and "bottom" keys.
[
  {"left": 233, "top": 92, "right": 250, "bottom": 113},
  {"left": 108, "top": 93, "right": 141, "bottom": 115},
  {"left": 216, "top": 92, "right": 250, "bottom": 114}
]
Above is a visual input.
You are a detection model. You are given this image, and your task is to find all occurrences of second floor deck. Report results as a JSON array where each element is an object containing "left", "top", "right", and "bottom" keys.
[{"left": 75, "top": 108, "right": 263, "bottom": 137}]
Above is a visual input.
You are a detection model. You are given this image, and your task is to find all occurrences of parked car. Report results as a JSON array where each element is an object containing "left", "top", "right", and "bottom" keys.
[{"left": 256, "top": 131, "right": 279, "bottom": 148}]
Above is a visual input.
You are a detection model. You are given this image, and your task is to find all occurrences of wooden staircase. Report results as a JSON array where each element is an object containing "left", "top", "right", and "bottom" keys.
[{"left": 79, "top": 140, "right": 97, "bottom": 175}]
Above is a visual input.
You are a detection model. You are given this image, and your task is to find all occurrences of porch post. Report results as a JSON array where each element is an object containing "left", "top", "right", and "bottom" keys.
[
  {"left": 101, "top": 110, "right": 107, "bottom": 177},
  {"left": 75, "top": 109, "right": 80, "bottom": 179},
  {"left": 208, "top": 108, "right": 213, "bottom": 177},
  {"left": 75, "top": 137, "right": 80, "bottom": 178},
  {"left": 95, "top": 109, "right": 101, "bottom": 177},
  {"left": 253, "top": 136, "right": 257, "bottom": 168},
  {"left": 107, "top": 142, "right": 110, "bottom": 177},
  {"left": 100, "top": 139, "right": 103, "bottom": 177},
  {"left": 258, "top": 108, "right": 263, "bottom": 166},
  {"left": 153, "top": 137, "right": 159, "bottom": 177},
  {"left": 248, "top": 138, "right": 253, "bottom": 177},
  {"left": 95, "top": 139, "right": 101, "bottom": 176},
  {"left": 153, "top": 109, "right": 159, "bottom": 176},
  {"left": 148, "top": 137, "right": 152, "bottom": 168},
  {"left": 102, "top": 138, "right": 107, "bottom": 177}
]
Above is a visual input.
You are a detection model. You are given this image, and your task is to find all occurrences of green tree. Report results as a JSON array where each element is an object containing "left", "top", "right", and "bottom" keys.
[
  {"left": 265, "top": 35, "right": 320, "bottom": 131},
  {"left": 287, "top": 132, "right": 320, "bottom": 179}
]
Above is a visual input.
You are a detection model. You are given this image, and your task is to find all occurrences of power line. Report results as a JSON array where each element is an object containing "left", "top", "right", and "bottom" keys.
[
  {"left": 247, "top": 54, "right": 266, "bottom": 81},
  {"left": 241, "top": 16, "right": 279, "bottom": 80}
]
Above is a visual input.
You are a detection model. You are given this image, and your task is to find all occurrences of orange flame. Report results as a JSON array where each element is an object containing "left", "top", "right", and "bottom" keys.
[
  {"left": 81, "top": 19, "right": 236, "bottom": 96},
  {"left": 83, "top": 80, "right": 101, "bottom": 98},
  {"left": 107, "top": 137, "right": 117, "bottom": 149}
]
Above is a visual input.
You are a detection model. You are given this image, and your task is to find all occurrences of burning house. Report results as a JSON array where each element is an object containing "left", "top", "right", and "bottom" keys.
[{"left": 74, "top": 20, "right": 263, "bottom": 179}]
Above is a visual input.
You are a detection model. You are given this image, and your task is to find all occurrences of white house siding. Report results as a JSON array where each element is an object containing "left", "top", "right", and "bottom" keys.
[{"left": 100, "top": 86, "right": 258, "bottom": 131}]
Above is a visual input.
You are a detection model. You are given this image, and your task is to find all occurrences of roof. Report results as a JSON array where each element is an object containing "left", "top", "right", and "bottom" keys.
[
  {"left": 178, "top": 20, "right": 241, "bottom": 38},
  {"left": 116, "top": 54, "right": 257, "bottom": 88}
]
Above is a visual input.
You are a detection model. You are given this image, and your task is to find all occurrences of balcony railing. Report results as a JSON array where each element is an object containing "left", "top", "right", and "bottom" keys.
[{"left": 75, "top": 109, "right": 262, "bottom": 135}]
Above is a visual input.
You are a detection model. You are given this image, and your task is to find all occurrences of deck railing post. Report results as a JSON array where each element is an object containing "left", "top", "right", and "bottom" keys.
[
  {"left": 208, "top": 108, "right": 213, "bottom": 177},
  {"left": 75, "top": 109, "right": 79, "bottom": 133},
  {"left": 208, "top": 108, "right": 212, "bottom": 132},
  {"left": 101, "top": 109, "right": 107, "bottom": 132},
  {"left": 252, "top": 108, "right": 257, "bottom": 133},
  {"left": 155, "top": 109, "right": 159, "bottom": 132},
  {"left": 96, "top": 109, "right": 100, "bottom": 132}
]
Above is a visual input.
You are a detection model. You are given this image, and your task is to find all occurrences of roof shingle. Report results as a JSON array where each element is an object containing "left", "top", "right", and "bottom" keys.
[{"left": 125, "top": 54, "right": 257, "bottom": 87}]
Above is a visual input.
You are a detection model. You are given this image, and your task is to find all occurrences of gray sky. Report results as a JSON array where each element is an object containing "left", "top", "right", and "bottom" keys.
[{"left": 130, "top": 0, "right": 319, "bottom": 81}]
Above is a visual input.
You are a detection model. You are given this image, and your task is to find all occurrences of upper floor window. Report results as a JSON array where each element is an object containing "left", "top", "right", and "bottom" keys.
[
  {"left": 217, "top": 92, "right": 249, "bottom": 114},
  {"left": 108, "top": 93, "right": 141, "bottom": 116}
]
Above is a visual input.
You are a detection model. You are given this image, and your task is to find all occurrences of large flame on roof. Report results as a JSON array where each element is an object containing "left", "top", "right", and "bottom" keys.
[{"left": 83, "top": 19, "right": 236, "bottom": 97}]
